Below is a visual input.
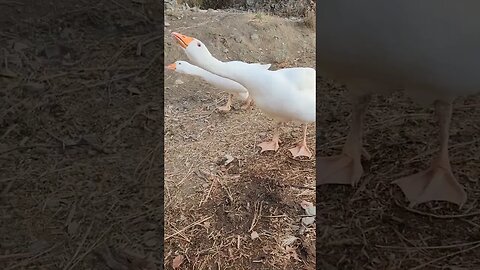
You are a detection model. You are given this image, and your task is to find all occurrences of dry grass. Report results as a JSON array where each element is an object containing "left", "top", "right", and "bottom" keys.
[
  {"left": 1, "top": 0, "right": 162, "bottom": 269},
  {"left": 177, "top": 0, "right": 316, "bottom": 18},
  {"left": 178, "top": 0, "right": 235, "bottom": 9},
  {"left": 304, "top": 9, "right": 316, "bottom": 30}
]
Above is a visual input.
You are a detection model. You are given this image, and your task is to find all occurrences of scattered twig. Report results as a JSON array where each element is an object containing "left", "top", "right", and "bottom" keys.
[
  {"left": 0, "top": 252, "right": 32, "bottom": 261},
  {"left": 137, "top": 35, "right": 162, "bottom": 56},
  {"left": 165, "top": 216, "right": 213, "bottom": 240},
  {"left": 67, "top": 224, "right": 113, "bottom": 270},
  {"left": 199, "top": 177, "right": 217, "bottom": 207},
  {"left": 5, "top": 242, "right": 61, "bottom": 270},
  {"left": 377, "top": 240, "right": 480, "bottom": 250},
  {"left": 108, "top": 0, "right": 150, "bottom": 22},
  {"left": 249, "top": 200, "right": 263, "bottom": 232},
  {"left": 396, "top": 200, "right": 480, "bottom": 219},
  {"left": 0, "top": 144, "right": 56, "bottom": 155},
  {"left": 409, "top": 242, "right": 480, "bottom": 270},
  {"left": 57, "top": 72, "right": 139, "bottom": 96},
  {"left": 0, "top": 1, "right": 24, "bottom": 6},
  {"left": 62, "top": 221, "right": 94, "bottom": 270},
  {"left": 103, "top": 102, "right": 153, "bottom": 146},
  {"left": 176, "top": 163, "right": 194, "bottom": 187}
]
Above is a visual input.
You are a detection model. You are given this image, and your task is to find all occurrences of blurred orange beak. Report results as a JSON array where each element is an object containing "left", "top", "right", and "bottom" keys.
[
  {"left": 166, "top": 63, "right": 176, "bottom": 70},
  {"left": 172, "top": 32, "right": 194, "bottom": 49}
]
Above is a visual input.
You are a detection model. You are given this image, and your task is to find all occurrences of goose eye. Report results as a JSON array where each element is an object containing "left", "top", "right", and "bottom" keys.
[{"left": 197, "top": 43, "right": 201, "bottom": 47}]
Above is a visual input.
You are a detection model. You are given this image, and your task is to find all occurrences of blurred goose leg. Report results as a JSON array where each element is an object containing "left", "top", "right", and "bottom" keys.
[
  {"left": 218, "top": 94, "right": 233, "bottom": 112},
  {"left": 317, "top": 94, "right": 371, "bottom": 185},
  {"left": 394, "top": 100, "right": 467, "bottom": 207},
  {"left": 258, "top": 122, "right": 283, "bottom": 153}
]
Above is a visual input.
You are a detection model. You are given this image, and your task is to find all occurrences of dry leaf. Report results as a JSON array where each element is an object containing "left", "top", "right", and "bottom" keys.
[
  {"left": 302, "top": 217, "right": 315, "bottom": 226},
  {"left": 172, "top": 254, "right": 184, "bottom": 269},
  {"left": 282, "top": 235, "right": 298, "bottom": 246},
  {"left": 224, "top": 154, "right": 234, "bottom": 165},
  {"left": 250, "top": 231, "right": 259, "bottom": 240},
  {"left": 300, "top": 200, "right": 314, "bottom": 212},
  {"left": 300, "top": 200, "right": 316, "bottom": 226}
]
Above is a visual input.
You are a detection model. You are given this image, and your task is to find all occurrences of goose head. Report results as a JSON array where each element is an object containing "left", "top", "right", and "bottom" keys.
[
  {"left": 166, "top": 60, "right": 192, "bottom": 75},
  {"left": 171, "top": 32, "right": 212, "bottom": 65}
]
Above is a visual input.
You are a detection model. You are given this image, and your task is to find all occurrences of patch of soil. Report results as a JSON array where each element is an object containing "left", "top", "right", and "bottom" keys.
[{"left": 1, "top": 0, "right": 163, "bottom": 269}]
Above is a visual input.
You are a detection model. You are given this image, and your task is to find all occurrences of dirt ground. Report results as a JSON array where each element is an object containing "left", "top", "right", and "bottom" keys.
[
  {"left": 1, "top": 0, "right": 164, "bottom": 269},
  {"left": 163, "top": 7, "right": 316, "bottom": 270},
  {"left": 318, "top": 81, "right": 480, "bottom": 269},
  {"left": 3, "top": 0, "right": 479, "bottom": 269}
]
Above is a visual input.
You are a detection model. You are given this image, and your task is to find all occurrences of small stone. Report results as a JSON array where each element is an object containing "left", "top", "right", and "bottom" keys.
[
  {"left": 251, "top": 33, "right": 259, "bottom": 40},
  {"left": 174, "top": 79, "right": 184, "bottom": 85},
  {"left": 234, "top": 36, "right": 243, "bottom": 43},
  {"left": 165, "top": 21, "right": 170, "bottom": 26},
  {"left": 127, "top": 86, "right": 141, "bottom": 95}
]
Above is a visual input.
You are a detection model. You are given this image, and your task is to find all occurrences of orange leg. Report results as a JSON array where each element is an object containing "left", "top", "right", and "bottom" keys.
[
  {"left": 258, "top": 122, "right": 283, "bottom": 153},
  {"left": 289, "top": 123, "right": 313, "bottom": 158},
  {"left": 241, "top": 96, "right": 254, "bottom": 110}
]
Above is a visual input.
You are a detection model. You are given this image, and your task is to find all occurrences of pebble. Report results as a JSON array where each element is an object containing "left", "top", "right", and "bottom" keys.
[
  {"left": 234, "top": 36, "right": 243, "bottom": 43},
  {"left": 175, "top": 79, "right": 184, "bottom": 85}
]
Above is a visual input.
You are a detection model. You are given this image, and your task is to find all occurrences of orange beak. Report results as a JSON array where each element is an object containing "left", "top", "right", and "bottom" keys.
[
  {"left": 166, "top": 63, "right": 176, "bottom": 70},
  {"left": 171, "top": 32, "right": 194, "bottom": 49}
]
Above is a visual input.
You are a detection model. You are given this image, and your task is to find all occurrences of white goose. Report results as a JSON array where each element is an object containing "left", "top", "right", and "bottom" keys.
[
  {"left": 166, "top": 60, "right": 251, "bottom": 111},
  {"left": 317, "top": 0, "right": 480, "bottom": 207},
  {"left": 171, "top": 32, "right": 272, "bottom": 112},
  {"left": 171, "top": 32, "right": 315, "bottom": 158}
]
